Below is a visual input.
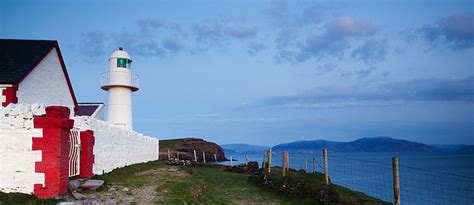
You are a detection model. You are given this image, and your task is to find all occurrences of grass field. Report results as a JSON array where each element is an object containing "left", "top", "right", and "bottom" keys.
[
  {"left": 95, "top": 160, "right": 320, "bottom": 204},
  {"left": 1, "top": 160, "right": 386, "bottom": 204}
]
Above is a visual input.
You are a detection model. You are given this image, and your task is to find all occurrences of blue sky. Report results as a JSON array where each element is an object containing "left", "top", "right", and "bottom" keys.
[{"left": 1, "top": 0, "right": 473, "bottom": 145}]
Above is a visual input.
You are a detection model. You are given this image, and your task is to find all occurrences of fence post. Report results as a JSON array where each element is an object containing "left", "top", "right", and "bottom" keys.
[
  {"left": 245, "top": 154, "right": 249, "bottom": 164},
  {"left": 262, "top": 150, "right": 267, "bottom": 169},
  {"left": 304, "top": 157, "right": 308, "bottom": 171},
  {"left": 267, "top": 148, "right": 272, "bottom": 173},
  {"left": 282, "top": 151, "right": 286, "bottom": 176},
  {"left": 167, "top": 149, "right": 170, "bottom": 160},
  {"left": 214, "top": 153, "right": 217, "bottom": 162},
  {"left": 177, "top": 151, "right": 180, "bottom": 160},
  {"left": 392, "top": 157, "right": 400, "bottom": 205},
  {"left": 230, "top": 156, "right": 233, "bottom": 166},
  {"left": 286, "top": 152, "right": 289, "bottom": 172},
  {"left": 323, "top": 149, "right": 329, "bottom": 185},
  {"left": 312, "top": 157, "right": 316, "bottom": 173},
  {"left": 203, "top": 152, "right": 206, "bottom": 163},
  {"left": 193, "top": 150, "right": 197, "bottom": 162}
]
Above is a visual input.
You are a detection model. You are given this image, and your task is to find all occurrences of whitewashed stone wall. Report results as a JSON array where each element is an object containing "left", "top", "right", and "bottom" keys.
[
  {"left": 73, "top": 117, "right": 159, "bottom": 174},
  {"left": 0, "top": 104, "right": 46, "bottom": 194}
]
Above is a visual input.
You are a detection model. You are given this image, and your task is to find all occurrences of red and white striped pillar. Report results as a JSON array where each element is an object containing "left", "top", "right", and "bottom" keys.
[{"left": 32, "top": 106, "right": 73, "bottom": 199}]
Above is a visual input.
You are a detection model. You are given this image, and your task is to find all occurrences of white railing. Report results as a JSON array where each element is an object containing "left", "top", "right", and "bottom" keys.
[{"left": 100, "top": 71, "right": 139, "bottom": 91}]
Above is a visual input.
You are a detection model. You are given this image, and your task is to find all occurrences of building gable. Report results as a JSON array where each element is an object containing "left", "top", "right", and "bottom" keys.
[
  {"left": 0, "top": 39, "right": 78, "bottom": 112},
  {"left": 16, "top": 47, "right": 77, "bottom": 115}
]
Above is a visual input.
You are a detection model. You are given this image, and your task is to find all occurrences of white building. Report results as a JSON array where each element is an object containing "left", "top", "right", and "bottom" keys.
[
  {"left": 0, "top": 40, "right": 159, "bottom": 198},
  {"left": 0, "top": 39, "right": 78, "bottom": 115}
]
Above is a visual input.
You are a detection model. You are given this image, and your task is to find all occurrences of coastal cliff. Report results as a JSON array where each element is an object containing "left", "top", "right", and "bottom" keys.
[{"left": 159, "top": 138, "right": 228, "bottom": 161}]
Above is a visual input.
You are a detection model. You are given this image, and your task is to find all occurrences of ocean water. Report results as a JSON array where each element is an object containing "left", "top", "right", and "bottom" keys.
[{"left": 219, "top": 151, "right": 474, "bottom": 205}]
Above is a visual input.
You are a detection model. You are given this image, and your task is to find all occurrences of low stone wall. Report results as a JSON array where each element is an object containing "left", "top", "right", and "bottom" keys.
[
  {"left": 0, "top": 104, "right": 46, "bottom": 194},
  {"left": 73, "top": 117, "right": 159, "bottom": 174},
  {"left": 0, "top": 128, "right": 44, "bottom": 194},
  {"left": 0, "top": 104, "right": 74, "bottom": 199}
]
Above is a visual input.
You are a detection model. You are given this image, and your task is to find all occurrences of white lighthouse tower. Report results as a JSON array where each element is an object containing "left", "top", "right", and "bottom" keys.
[{"left": 100, "top": 47, "right": 139, "bottom": 130}]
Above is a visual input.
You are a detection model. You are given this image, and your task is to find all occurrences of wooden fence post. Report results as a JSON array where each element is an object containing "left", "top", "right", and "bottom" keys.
[
  {"left": 262, "top": 150, "right": 267, "bottom": 169},
  {"left": 323, "top": 149, "right": 329, "bottom": 185},
  {"left": 177, "top": 151, "right": 180, "bottom": 160},
  {"left": 312, "top": 157, "right": 316, "bottom": 173},
  {"left": 203, "top": 152, "right": 206, "bottom": 163},
  {"left": 282, "top": 151, "right": 287, "bottom": 176},
  {"left": 214, "top": 154, "right": 217, "bottom": 162},
  {"left": 304, "top": 157, "right": 308, "bottom": 171},
  {"left": 167, "top": 149, "right": 170, "bottom": 160},
  {"left": 267, "top": 148, "right": 272, "bottom": 173},
  {"left": 193, "top": 150, "right": 197, "bottom": 162},
  {"left": 286, "top": 152, "right": 290, "bottom": 172},
  {"left": 392, "top": 157, "right": 400, "bottom": 205}
]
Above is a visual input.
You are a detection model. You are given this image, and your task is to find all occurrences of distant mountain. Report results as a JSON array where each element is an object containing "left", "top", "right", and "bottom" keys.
[
  {"left": 221, "top": 144, "right": 269, "bottom": 154},
  {"left": 429, "top": 144, "right": 467, "bottom": 150},
  {"left": 457, "top": 145, "right": 474, "bottom": 152},
  {"left": 272, "top": 137, "right": 440, "bottom": 153}
]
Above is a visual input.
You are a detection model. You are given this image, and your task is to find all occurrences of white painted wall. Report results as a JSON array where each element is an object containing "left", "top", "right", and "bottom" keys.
[
  {"left": 0, "top": 104, "right": 45, "bottom": 194},
  {"left": 73, "top": 117, "right": 159, "bottom": 174},
  {"left": 0, "top": 86, "right": 6, "bottom": 105},
  {"left": 16, "top": 48, "right": 76, "bottom": 116}
]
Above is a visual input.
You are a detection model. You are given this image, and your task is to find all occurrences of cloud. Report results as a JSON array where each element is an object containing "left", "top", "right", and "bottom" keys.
[
  {"left": 339, "top": 66, "right": 377, "bottom": 79},
  {"left": 162, "top": 36, "right": 184, "bottom": 52},
  {"left": 351, "top": 40, "right": 388, "bottom": 63},
  {"left": 264, "top": 0, "right": 333, "bottom": 27},
  {"left": 110, "top": 31, "right": 165, "bottom": 56},
  {"left": 326, "top": 16, "right": 379, "bottom": 37},
  {"left": 257, "top": 76, "right": 474, "bottom": 109},
  {"left": 81, "top": 31, "right": 108, "bottom": 58},
  {"left": 248, "top": 42, "right": 267, "bottom": 55},
  {"left": 192, "top": 18, "right": 258, "bottom": 47},
  {"left": 406, "top": 12, "right": 474, "bottom": 49},
  {"left": 294, "top": 16, "right": 379, "bottom": 62},
  {"left": 224, "top": 23, "right": 258, "bottom": 39},
  {"left": 136, "top": 18, "right": 165, "bottom": 32}
]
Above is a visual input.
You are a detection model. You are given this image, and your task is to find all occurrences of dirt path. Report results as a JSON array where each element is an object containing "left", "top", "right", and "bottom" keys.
[{"left": 68, "top": 166, "right": 189, "bottom": 204}]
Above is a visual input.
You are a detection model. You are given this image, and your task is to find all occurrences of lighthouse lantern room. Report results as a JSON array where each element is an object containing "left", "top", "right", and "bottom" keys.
[{"left": 100, "top": 47, "right": 139, "bottom": 130}]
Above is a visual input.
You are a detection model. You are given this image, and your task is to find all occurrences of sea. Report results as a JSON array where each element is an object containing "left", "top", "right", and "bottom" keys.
[{"left": 217, "top": 151, "right": 474, "bottom": 205}]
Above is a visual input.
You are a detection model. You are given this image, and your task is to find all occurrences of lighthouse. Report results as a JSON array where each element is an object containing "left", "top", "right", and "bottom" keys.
[{"left": 100, "top": 47, "right": 139, "bottom": 130}]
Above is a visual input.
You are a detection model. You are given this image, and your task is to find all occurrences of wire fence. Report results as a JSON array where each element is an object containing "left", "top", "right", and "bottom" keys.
[
  {"left": 304, "top": 152, "right": 474, "bottom": 205},
  {"left": 226, "top": 150, "right": 473, "bottom": 204},
  {"left": 325, "top": 155, "right": 394, "bottom": 203},
  {"left": 398, "top": 164, "right": 474, "bottom": 205}
]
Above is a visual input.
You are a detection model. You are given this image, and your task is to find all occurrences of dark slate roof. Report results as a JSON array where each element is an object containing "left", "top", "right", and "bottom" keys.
[
  {"left": 77, "top": 103, "right": 103, "bottom": 116},
  {"left": 0, "top": 39, "right": 57, "bottom": 84}
]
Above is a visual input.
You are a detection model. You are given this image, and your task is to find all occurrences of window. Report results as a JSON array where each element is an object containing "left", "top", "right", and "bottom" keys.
[{"left": 117, "top": 58, "right": 132, "bottom": 69}]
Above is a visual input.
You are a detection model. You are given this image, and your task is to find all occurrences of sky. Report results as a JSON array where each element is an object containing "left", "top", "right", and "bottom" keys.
[{"left": 1, "top": 0, "right": 473, "bottom": 146}]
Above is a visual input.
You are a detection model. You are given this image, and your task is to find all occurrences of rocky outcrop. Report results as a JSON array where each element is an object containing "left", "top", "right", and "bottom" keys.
[{"left": 159, "top": 138, "right": 228, "bottom": 162}]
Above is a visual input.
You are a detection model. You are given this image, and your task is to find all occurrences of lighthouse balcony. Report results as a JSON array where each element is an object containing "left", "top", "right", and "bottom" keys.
[{"left": 100, "top": 71, "right": 139, "bottom": 92}]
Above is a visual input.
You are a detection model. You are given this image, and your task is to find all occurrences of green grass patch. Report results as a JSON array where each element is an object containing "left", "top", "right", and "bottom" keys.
[
  {"left": 94, "top": 160, "right": 166, "bottom": 188},
  {"left": 159, "top": 138, "right": 190, "bottom": 151},
  {"left": 159, "top": 166, "right": 321, "bottom": 204},
  {"left": 0, "top": 192, "right": 57, "bottom": 205},
  {"left": 249, "top": 168, "right": 390, "bottom": 205}
]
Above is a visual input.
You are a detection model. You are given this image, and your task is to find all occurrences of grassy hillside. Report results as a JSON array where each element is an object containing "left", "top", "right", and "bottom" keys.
[
  {"left": 159, "top": 138, "right": 227, "bottom": 161},
  {"left": 1, "top": 160, "right": 387, "bottom": 204},
  {"left": 94, "top": 160, "right": 319, "bottom": 204}
]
